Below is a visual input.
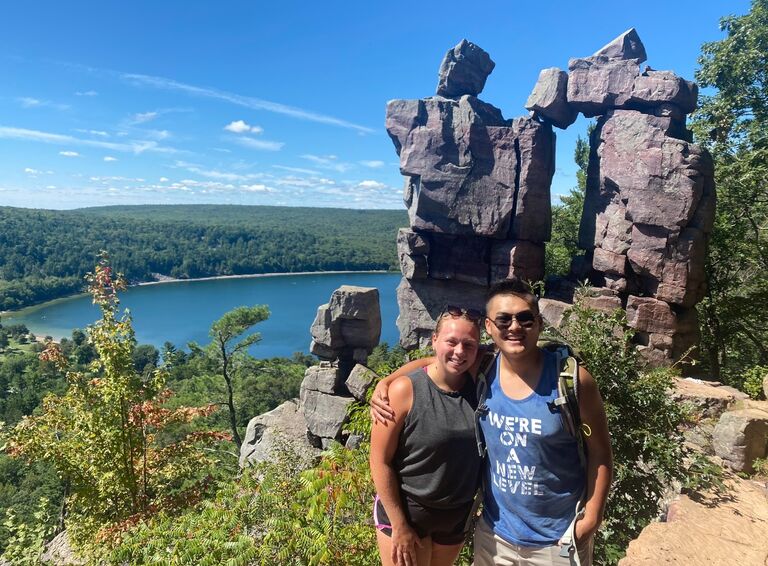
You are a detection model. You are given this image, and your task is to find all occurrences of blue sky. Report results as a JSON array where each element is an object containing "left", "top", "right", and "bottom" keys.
[{"left": 0, "top": 1, "right": 751, "bottom": 210}]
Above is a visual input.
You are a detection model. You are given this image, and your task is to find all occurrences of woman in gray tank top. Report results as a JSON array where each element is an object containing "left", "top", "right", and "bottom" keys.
[{"left": 370, "top": 308, "right": 484, "bottom": 566}]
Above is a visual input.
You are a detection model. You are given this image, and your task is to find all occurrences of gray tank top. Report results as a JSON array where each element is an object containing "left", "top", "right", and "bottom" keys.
[{"left": 393, "top": 369, "right": 482, "bottom": 509}]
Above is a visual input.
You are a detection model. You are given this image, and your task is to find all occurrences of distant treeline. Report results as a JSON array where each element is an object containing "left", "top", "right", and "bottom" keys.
[{"left": 0, "top": 205, "right": 407, "bottom": 310}]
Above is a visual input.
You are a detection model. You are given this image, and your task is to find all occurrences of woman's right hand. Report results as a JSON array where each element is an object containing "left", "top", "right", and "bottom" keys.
[
  {"left": 370, "top": 380, "right": 395, "bottom": 424},
  {"left": 391, "top": 523, "right": 422, "bottom": 566}
]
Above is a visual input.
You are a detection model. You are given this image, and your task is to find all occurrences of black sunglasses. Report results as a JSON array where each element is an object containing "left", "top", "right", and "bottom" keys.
[
  {"left": 440, "top": 305, "right": 485, "bottom": 324},
  {"left": 488, "top": 310, "right": 537, "bottom": 330}
]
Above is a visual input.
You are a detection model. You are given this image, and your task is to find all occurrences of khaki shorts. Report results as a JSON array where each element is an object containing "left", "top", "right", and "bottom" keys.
[{"left": 473, "top": 516, "right": 593, "bottom": 566}]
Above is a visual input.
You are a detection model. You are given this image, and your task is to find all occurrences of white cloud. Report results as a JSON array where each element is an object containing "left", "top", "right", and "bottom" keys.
[
  {"left": 241, "top": 184, "right": 274, "bottom": 193},
  {"left": 0, "top": 125, "right": 178, "bottom": 155},
  {"left": 356, "top": 180, "right": 388, "bottom": 190},
  {"left": 104, "top": 156, "right": 118, "bottom": 162},
  {"left": 159, "top": 177, "right": 169, "bottom": 182},
  {"left": 17, "top": 97, "right": 69, "bottom": 110},
  {"left": 272, "top": 165, "right": 321, "bottom": 176},
  {"left": 75, "top": 90, "right": 98, "bottom": 96},
  {"left": 224, "top": 120, "right": 263, "bottom": 134},
  {"left": 59, "top": 150, "right": 80, "bottom": 157},
  {"left": 118, "top": 71, "right": 374, "bottom": 133},
  {"left": 24, "top": 168, "right": 40, "bottom": 174},
  {"left": 234, "top": 136, "right": 285, "bottom": 152},
  {"left": 301, "top": 154, "right": 351, "bottom": 172},
  {"left": 131, "top": 111, "right": 158, "bottom": 124},
  {"left": 360, "top": 160, "right": 385, "bottom": 168},
  {"left": 75, "top": 129, "right": 109, "bottom": 137}
]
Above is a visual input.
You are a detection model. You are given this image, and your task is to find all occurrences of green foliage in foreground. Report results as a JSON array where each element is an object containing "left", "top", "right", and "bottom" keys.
[
  {"left": 557, "top": 297, "right": 719, "bottom": 565},
  {"left": 103, "top": 444, "right": 379, "bottom": 566},
  {"left": 0, "top": 204, "right": 406, "bottom": 310},
  {"left": 2, "top": 259, "right": 227, "bottom": 551}
]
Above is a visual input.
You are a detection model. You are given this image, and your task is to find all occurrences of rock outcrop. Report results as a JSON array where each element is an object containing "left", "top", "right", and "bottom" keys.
[
  {"left": 239, "top": 399, "right": 320, "bottom": 469},
  {"left": 302, "top": 286, "right": 381, "bottom": 446},
  {"left": 387, "top": 39, "right": 554, "bottom": 348},
  {"left": 567, "top": 30, "right": 714, "bottom": 366},
  {"left": 618, "top": 474, "right": 768, "bottom": 566},
  {"left": 712, "top": 405, "right": 768, "bottom": 473}
]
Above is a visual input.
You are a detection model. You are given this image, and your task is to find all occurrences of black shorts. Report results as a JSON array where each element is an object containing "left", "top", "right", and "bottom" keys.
[{"left": 373, "top": 494, "right": 472, "bottom": 546}]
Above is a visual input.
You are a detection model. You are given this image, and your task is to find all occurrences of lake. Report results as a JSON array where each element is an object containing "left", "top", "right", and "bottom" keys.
[{"left": 3, "top": 272, "right": 403, "bottom": 359}]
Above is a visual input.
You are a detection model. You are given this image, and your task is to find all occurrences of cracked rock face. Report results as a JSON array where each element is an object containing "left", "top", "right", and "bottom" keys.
[{"left": 387, "top": 40, "right": 554, "bottom": 348}]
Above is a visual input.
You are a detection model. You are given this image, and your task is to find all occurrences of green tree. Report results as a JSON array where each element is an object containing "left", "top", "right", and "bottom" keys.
[
  {"left": 3, "top": 257, "right": 225, "bottom": 549},
  {"left": 546, "top": 134, "right": 589, "bottom": 276},
  {"left": 691, "top": 0, "right": 768, "bottom": 381},
  {"left": 206, "top": 305, "right": 270, "bottom": 449}
]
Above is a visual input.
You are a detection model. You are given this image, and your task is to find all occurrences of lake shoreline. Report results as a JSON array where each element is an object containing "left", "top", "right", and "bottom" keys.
[{"left": 1, "top": 269, "right": 396, "bottom": 316}]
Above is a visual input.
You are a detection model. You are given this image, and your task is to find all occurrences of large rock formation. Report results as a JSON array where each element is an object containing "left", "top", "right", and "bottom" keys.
[
  {"left": 389, "top": 30, "right": 714, "bottom": 363},
  {"left": 302, "top": 286, "right": 381, "bottom": 447},
  {"left": 568, "top": 30, "right": 715, "bottom": 365},
  {"left": 387, "top": 39, "right": 555, "bottom": 348}
]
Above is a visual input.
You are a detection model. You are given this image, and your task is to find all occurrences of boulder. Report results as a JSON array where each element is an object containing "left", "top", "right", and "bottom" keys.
[
  {"left": 672, "top": 378, "right": 742, "bottom": 419},
  {"left": 592, "top": 247, "right": 627, "bottom": 276},
  {"left": 239, "top": 399, "right": 320, "bottom": 468},
  {"left": 301, "top": 363, "right": 342, "bottom": 394},
  {"left": 539, "top": 298, "right": 570, "bottom": 329},
  {"left": 397, "top": 230, "right": 429, "bottom": 280},
  {"left": 346, "top": 364, "right": 379, "bottom": 402},
  {"left": 619, "top": 476, "right": 768, "bottom": 566},
  {"left": 41, "top": 531, "right": 84, "bottom": 566},
  {"left": 428, "top": 233, "right": 490, "bottom": 286},
  {"left": 300, "top": 387, "right": 355, "bottom": 440},
  {"left": 309, "top": 286, "right": 381, "bottom": 360},
  {"left": 625, "top": 296, "right": 677, "bottom": 334},
  {"left": 712, "top": 407, "right": 768, "bottom": 473},
  {"left": 567, "top": 57, "right": 639, "bottom": 117},
  {"left": 436, "top": 39, "right": 495, "bottom": 98},
  {"left": 630, "top": 70, "right": 698, "bottom": 114},
  {"left": 592, "top": 28, "right": 647, "bottom": 63},
  {"left": 525, "top": 67, "right": 578, "bottom": 129}
]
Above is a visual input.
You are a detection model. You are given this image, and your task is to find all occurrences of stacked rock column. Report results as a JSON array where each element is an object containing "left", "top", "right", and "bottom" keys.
[
  {"left": 564, "top": 29, "right": 715, "bottom": 365},
  {"left": 300, "top": 285, "right": 381, "bottom": 447},
  {"left": 387, "top": 40, "right": 555, "bottom": 348}
]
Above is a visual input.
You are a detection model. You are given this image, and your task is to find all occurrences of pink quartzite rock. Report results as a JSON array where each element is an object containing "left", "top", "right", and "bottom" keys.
[
  {"left": 396, "top": 277, "right": 487, "bottom": 349},
  {"left": 510, "top": 117, "right": 555, "bottom": 242},
  {"left": 397, "top": 228, "right": 429, "bottom": 280},
  {"left": 386, "top": 96, "right": 517, "bottom": 238},
  {"left": 436, "top": 39, "right": 495, "bottom": 98},
  {"left": 427, "top": 233, "right": 490, "bottom": 286},
  {"left": 712, "top": 407, "right": 768, "bottom": 473},
  {"left": 625, "top": 295, "right": 678, "bottom": 334},
  {"left": 525, "top": 68, "right": 578, "bottom": 129},
  {"left": 567, "top": 57, "right": 639, "bottom": 117},
  {"left": 490, "top": 240, "right": 545, "bottom": 284},
  {"left": 593, "top": 28, "right": 647, "bottom": 63},
  {"left": 630, "top": 70, "right": 698, "bottom": 114}
]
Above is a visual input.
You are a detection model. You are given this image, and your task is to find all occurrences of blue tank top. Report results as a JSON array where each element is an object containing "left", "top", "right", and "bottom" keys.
[{"left": 479, "top": 350, "right": 585, "bottom": 546}]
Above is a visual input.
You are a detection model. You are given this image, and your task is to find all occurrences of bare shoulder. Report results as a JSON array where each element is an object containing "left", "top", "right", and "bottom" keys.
[{"left": 388, "top": 375, "right": 414, "bottom": 414}]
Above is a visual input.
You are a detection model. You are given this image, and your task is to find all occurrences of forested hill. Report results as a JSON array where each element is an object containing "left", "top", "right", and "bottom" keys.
[{"left": 0, "top": 205, "right": 407, "bottom": 310}]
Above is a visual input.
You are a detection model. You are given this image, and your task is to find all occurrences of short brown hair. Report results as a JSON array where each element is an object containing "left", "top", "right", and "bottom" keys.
[{"left": 485, "top": 278, "right": 539, "bottom": 314}]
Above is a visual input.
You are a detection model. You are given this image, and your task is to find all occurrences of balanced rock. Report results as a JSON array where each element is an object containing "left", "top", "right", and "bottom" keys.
[
  {"left": 712, "top": 407, "right": 768, "bottom": 473},
  {"left": 593, "top": 28, "right": 647, "bottom": 63},
  {"left": 567, "top": 57, "right": 639, "bottom": 117},
  {"left": 630, "top": 70, "right": 698, "bottom": 114},
  {"left": 436, "top": 39, "right": 495, "bottom": 98},
  {"left": 525, "top": 68, "right": 578, "bottom": 129},
  {"left": 309, "top": 286, "right": 381, "bottom": 360}
]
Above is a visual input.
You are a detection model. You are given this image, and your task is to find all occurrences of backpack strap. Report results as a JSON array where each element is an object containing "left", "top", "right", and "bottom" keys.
[{"left": 547, "top": 344, "right": 587, "bottom": 470}]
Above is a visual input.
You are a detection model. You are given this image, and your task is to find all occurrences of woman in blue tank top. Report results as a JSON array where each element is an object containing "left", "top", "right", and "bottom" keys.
[{"left": 370, "top": 307, "right": 484, "bottom": 566}]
